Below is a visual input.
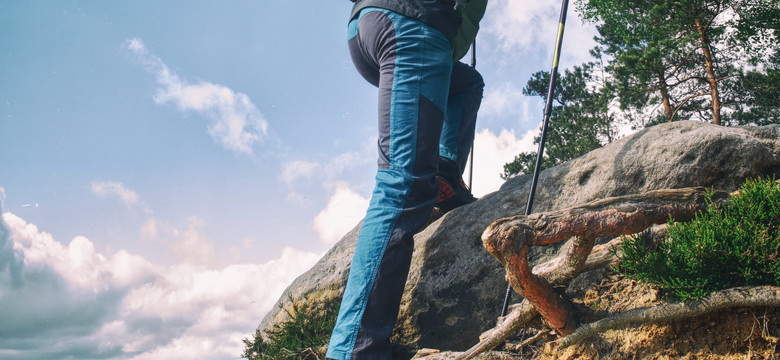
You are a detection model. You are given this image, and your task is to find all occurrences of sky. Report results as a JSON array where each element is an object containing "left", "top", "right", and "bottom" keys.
[{"left": 0, "top": 1, "right": 598, "bottom": 359}]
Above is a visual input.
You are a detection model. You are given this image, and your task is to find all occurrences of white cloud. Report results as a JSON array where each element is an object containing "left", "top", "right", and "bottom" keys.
[
  {"left": 91, "top": 181, "right": 138, "bottom": 205},
  {"left": 282, "top": 148, "right": 374, "bottom": 187},
  {"left": 124, "top": 38, "right": 268, "bottom": 155},
  {"left": 281, "top": 146, "right": 374, "bottom": 210},
  {"left": 90, "top": 181, "right": 148, "bottom": 211},
  {"left": 313, "top": 185, "right": 369, "bottom": 245},
  {"left": 482, "top": 0, "right": 599, "bottom": 66},
  {"left": 168, "top": 216, "right": 217, "bottom": 265},
  {"left": 483, "top": 0, "right": 557, "bottom": 52},
  {"left": 0, "top": 210, "right": 321, "bottom": 360},
  {"left": 480, "top": 82, "right": 530, "bottom": 120},
  {"left": 0, "top": 187, "right": 24, "bottom": 288},
  {"left": 139, "top": 216, "right": 231, "bottom": 267},
  {"left": 140, "top": 218, "right": 160, "bottom": 241},
  {"left": 468, "top": 128, "right": 537, "bottom": 197},
  {"left": 281, "top": 160, "right": 321, "bottom": 185},
  {"left": 324, "top": 151, "right": 368, "bottom": 178}
]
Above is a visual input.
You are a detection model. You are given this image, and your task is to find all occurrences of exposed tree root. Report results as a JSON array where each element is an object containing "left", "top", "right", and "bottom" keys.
[
  {"left": 418, "top": 237, "right": 626, "bottom": 360},
  {"left": 415, "top": 186, "right": 770, "bottom": 360},
  {"left": 482, "top": 187, "right": 728, "bottom": 336},
  {"left": 408, "top": 236, "right": 628, "bottom": 360},
  {"left": 555, "top": 285, "right": 780, "bottom": 349}
]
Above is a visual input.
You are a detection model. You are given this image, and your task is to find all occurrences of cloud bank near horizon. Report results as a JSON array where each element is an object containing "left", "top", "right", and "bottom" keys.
[{"left": 0, "top": 204, "right": 320, "bottom": 360}]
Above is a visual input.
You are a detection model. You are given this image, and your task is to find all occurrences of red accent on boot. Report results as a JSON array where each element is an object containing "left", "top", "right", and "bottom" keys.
[{"left": 436, "top": 177, "right": 455, "bottom": 204}]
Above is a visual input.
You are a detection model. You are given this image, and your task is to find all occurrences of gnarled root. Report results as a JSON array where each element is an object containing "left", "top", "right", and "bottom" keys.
[
  {"left": 482, "top": 187, "right": 725, "bottom": 340},
  {"left": 556, "top": 285, "right": 780, "bottom": 348},
  {"left": 443, "top": 237, "right": 624, "bottom": 360}
]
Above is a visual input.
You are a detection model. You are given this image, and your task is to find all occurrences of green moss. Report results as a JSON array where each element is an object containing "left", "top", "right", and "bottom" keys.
[{"left": 616, "top": 177, "right": 780, "bottom": 302}]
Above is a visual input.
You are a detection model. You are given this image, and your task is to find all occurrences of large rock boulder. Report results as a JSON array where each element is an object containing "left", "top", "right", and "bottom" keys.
[{"left": 259, "top": 121, "right": 780, "bottom": 355}]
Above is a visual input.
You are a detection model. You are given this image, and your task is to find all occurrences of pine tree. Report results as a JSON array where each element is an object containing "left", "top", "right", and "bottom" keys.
[
  {"left": 578, "top": 0, "right": 779, "bottom": 126},
  {"left": 502, "top": 61, "right": 617, "bottom": 178}
]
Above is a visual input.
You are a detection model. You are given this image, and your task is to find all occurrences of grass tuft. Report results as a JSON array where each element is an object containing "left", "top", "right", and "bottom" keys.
[{"left": 242, "top": 293, "right": 340, "bottom": 360}]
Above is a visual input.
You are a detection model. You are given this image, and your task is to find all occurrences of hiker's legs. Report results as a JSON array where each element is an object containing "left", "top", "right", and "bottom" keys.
[
  {"left": 439, "top": 61, "right": 484, "bottom": 173},
  {"left": 327, "top": 8, "right": 452, "bottom": 360}
]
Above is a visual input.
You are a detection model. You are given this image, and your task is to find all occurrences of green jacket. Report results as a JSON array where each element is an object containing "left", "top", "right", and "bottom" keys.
[{"left": 451, "top": 0, "right": 487, "bottom": 60}]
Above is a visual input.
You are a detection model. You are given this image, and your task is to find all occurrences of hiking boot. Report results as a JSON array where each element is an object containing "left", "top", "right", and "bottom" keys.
[{"left": 436, "top": 157, "right": 476, "bottom": 213}]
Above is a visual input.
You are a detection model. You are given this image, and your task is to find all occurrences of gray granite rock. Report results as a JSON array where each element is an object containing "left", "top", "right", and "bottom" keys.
[{"left": 259, "top": 121, "right": 780, "bottom": 354}]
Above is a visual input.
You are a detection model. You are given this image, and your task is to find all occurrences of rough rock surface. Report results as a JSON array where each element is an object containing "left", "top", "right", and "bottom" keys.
[{"left": 259, "top": 121, "right": 780, "bottom": 355}]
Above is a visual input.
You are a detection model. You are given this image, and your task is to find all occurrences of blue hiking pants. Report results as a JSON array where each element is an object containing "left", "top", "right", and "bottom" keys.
[{"left": 327, "top": 8, "right": 483, "bottom": 360}]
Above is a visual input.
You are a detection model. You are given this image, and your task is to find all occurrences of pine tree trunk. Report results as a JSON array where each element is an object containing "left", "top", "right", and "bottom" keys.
[
  {"left": 658, "top": 72, "right": 673, "bottom": 121},
  {"left": 695, "top": 17, "right": 722, "bottom": 125}
]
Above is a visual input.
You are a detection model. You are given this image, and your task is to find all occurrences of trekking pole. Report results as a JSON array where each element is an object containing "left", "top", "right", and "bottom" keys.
[
  {"left": 468, "top": 40, "right": 476, "bottom": 190},
  {"left": 500, "top": 0, "right": 570, "bottom": 318}
]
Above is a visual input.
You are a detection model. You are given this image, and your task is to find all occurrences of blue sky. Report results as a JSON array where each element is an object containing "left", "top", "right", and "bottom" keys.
[{"left": 0, "top": 1, "right": 597, "bottom": 359}]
